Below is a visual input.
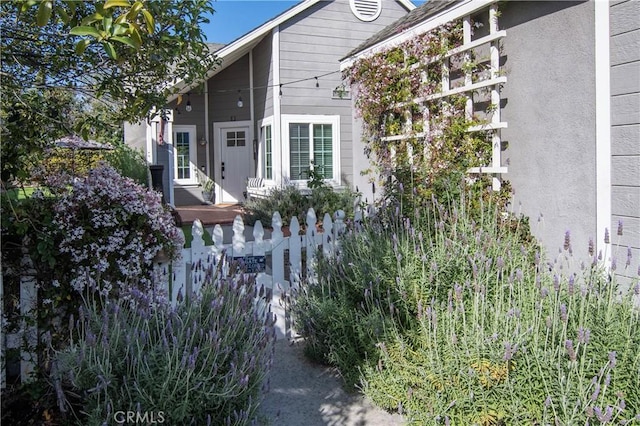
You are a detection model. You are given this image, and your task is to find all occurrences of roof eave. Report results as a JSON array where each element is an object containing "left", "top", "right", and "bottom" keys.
[
  {"left": 168, "top": 0, "right": 322, "bottom": 101},
  {"left": 340, "top": 0, "right": 496, "bottom": 71}
]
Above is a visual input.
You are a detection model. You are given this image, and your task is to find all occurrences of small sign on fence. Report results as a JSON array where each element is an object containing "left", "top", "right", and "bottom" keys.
[{"left": 239, "top": 255, "right": 266, "bottom": 273}]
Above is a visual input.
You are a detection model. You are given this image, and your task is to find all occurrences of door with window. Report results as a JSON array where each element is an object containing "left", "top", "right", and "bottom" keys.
[
  {"left": 173, "top": 126, "right": 197, "bottom": 185},
  {"left": 219, "top": 125, "right": 252, "bottom": 203}
]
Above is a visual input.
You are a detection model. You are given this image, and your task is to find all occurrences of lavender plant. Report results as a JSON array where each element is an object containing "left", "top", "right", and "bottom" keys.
[
  {"left": 293, "top": 193, "right": 640, "bottom": 424},
  {"left": 54, "top": 259, "right": 276, "bottom": 425}
]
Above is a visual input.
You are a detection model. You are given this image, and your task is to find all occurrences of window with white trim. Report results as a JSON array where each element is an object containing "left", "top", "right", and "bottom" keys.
[
  {"left": 173, "top": 125, "right": 197, "bottom": 185},
  {"left": 263, "top": 124, "right": 273, "bottom": 180},
  {"left": 283, "top": 115, "right": 340, "bottom": 184}
]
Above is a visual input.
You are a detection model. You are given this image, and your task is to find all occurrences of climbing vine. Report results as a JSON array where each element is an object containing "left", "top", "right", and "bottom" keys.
[{"left": 344, "top": 19, "right": 505, "bottom": 208}]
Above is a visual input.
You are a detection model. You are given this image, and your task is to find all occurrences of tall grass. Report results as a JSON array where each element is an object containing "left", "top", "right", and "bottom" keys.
[{"left": 292, "top": 193, "right": 640, "bottom": 424}]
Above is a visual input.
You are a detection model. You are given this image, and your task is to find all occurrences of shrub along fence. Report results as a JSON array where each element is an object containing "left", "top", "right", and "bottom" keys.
[{"left": 1, "top": 207, "right": 356, "bottom": 388}]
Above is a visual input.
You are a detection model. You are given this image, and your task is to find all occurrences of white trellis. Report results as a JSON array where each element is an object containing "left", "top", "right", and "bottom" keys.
[{"left": 379, "top": 1, "right": 508, "bottom": 190}]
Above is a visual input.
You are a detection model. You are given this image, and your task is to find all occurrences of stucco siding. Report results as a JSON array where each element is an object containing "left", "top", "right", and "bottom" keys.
[
  {"left": 500, "top": 1, "right": 597, "bottom": 258},
  {"left": 124, "top": 122, "right": 147, "bottom": 153},
  {"left": 278, "top": 0, "right": 409, "bottom": 186},
  {"left": 611, "top": 0, "right": 640, "bottom": 280}
]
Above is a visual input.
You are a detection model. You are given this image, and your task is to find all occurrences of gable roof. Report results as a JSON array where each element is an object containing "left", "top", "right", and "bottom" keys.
[
  {"left": 170, "top": 0, "right": 416, "bottom": 99},
  {"left": 340, "top": 0, "right": 496, "bottom": 69}
]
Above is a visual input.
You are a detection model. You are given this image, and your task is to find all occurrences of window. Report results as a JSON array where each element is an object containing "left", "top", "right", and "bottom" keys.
[
  {"left": 263, "top": 125, "right": 273, "bottom": 180},
  {"left": 283, "top": 115, "right": 340, "bottom": 184},
  {"left": 290, "top": 123, "right": 311, "bottom": 180},
  {"left": 226, "top": 130, "right": 246, "bottom": 147},
  {"left": 173, "top": 125, "right": 197, "bottom": 184}
]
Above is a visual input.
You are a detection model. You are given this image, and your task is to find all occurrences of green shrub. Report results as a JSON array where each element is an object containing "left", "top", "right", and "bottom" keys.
[
  {"left": 54, "top": 260, "right": 276, "bottom": 425},
  {"left": 292, "top": 193, "right": 640, "bottom": 424},
  {"left": 243, "top": 185, "right": 358, "bottom": 227},
  {"left": 105, "top": 143, "right": 149, "bottom": 186}
]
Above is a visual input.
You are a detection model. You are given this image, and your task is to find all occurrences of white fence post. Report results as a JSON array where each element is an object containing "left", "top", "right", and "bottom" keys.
[
  {"left": 305, "top": 208, "right": 317, "bottom": 277},
  {"left": 289, "top": 217, "right": 301, "bottom": 289},
  {"left": 271, "top": 212, "right": 285, "bottom": 286},
  {"left": 231, "top": 215, "right": 246, "bottom": 258}
]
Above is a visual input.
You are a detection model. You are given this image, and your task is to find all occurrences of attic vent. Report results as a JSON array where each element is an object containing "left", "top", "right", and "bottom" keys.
[{"left": 350, "top": 0, "right": 382, "bottom": 22}]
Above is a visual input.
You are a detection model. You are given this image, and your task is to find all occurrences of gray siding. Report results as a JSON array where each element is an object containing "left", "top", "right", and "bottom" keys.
[
  {"left": 208, "top": 55, "right": 251, "bottom": 124},
  {"left": 611, "top": 0, "right": 640, "bottom": 280},
  {"left": 279, "top": 0, "right": 409, "bottom": 186},
  {"left": 500, "top": 1, "right": 597, "bottom": 258},
  {"left": 171, "top": 92, "right": 209, "bottom": 179},
  {"left": 252, "top": 34, "right": 273, "bottom": 128}
]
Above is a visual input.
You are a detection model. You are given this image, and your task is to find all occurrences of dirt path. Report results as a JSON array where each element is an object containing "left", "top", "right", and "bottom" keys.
[{"left": 257, "top": 289, "right": 404, "bottom": 425}]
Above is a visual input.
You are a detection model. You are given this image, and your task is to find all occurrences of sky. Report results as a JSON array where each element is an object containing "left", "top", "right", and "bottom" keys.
[{"left": 202, "top": 0, "right": 426, "bottom": 44}]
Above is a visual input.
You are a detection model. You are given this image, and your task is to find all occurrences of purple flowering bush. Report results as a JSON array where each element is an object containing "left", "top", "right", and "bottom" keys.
[
  {"left": 54, "top": 259, "right": 276, "bottom": 425},
  {"left": 52, "top": 164, "right": 183, "bottom": 297},
  {"left": 293, "top": 193, "right": 640, "bottom": 424}
]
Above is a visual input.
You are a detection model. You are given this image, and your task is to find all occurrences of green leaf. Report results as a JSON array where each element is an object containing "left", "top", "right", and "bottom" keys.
[
  {"left": 141, "top": 9, "right": 154, "bottom": 33},
  {"left": 36, "top": 1, "right": 53, "bottom": 27},
  {"left": 81, "top": 12, "right": 104, "bottom": 26},
  {"left": 111, "top": 36, "right": 139, "bottom": 50},
  {"left": 103, "top": 0, "right": 131, "bottom": 9},
  {"left": 102, "top": 41, "right": 118, "bottom": 60},
  {"left": 74, "top": 39, "right": 91, "bottom": 55},
  {"left": 69, "top": 26, "right": 102, "bottom": 38},
  {"left": 103, "top": 15, "right": 113, "bottom": 33}
]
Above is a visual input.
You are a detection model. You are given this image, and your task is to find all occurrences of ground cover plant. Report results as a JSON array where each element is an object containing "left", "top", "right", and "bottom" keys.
[
  {"left": 54, "top": 259, "right": 276, "bottom": 425},
  {"left": 292, "top": 192, "right": 640, "bottom": 424}
]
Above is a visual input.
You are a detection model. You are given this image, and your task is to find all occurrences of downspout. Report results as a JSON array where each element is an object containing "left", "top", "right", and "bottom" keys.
[{"left": 595, "top": 1, "right": 611, "bottom": 263}]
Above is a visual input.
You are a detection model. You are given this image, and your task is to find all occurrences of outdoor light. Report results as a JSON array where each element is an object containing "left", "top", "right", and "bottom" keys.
[
  {"left": 199, "top": 137, "right": 207, "bottom": 146},
  {"left": 315, "top": 77, "right": 319, "bottom": 88},
  {"left": 185, "top": 93, "right": 192, "bottom": 112},
  {"left": 237, "top": 90, "right": 243, "bottom": 108}
]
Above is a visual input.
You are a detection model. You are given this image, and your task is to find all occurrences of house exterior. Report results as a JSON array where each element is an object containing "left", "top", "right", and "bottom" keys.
[
  {"left": 341, "top": 0, "right": 639, "bottom": 280},
  {"left": 125, "top": 0, "right": 415, "bottom": 206}
]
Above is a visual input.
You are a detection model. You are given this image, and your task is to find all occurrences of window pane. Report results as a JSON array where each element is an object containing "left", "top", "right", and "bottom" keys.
[
  {"left": 175, "top": 132, "right": 191, "bottom": 180},
  {"left": 290, "top": 123, "right": 310, "bottom": 180},
  {"left": 264, "top": 125, "right": 272, "bottom": 180},
  {"left": 313, "top": 124, "right": 333, "bottom": 179}
]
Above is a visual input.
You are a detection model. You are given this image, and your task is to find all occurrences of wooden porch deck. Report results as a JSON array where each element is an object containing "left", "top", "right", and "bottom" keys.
[{"left": 174, "top": 204, "right": 244, "bottom": 226}]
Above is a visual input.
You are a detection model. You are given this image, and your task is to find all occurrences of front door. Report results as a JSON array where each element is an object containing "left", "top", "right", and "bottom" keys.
[{"left": 219, "top": 125, "right": 252, "bottom": 203}]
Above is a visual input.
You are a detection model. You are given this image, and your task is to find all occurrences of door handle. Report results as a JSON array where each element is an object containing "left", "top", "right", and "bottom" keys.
[{"left": 221, "top": 162, "right": 225, "bottom": 179}]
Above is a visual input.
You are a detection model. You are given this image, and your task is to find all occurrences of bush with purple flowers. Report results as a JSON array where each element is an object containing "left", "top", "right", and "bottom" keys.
[
  {"left": 54, "top": 259, "right": 276, "bottom": 425},
  {"left": 293, "top": 192, "right": 640, "bottom": 424},
  {"left": 52, "top": 164, "right": 183, "bottom": 297}
]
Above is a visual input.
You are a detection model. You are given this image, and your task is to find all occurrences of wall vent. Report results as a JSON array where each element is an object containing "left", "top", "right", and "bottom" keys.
[{"left": 350, "top": 0, "right": 382, "bottom": 22}]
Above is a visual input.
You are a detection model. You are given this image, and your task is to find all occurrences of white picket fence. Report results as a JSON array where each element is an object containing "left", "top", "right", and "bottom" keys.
[
  {"left": 156, "top": 208, "right": 348, "bottom": 306},
  {"left": 1, "top": 207, "right": 358, "bottom": 388}
]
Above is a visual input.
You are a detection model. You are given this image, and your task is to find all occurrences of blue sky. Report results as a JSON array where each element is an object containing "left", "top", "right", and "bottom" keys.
[{"left": 202, "top": 0, "right": 425, "bottom": 44}]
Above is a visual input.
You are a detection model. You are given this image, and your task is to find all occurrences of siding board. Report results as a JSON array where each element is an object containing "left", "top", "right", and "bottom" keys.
[
  {"left": 612, "top": 215, "right": 640, "bottom": 250},
  {"left": 610, "top": 0, "right": 640, "bottom": 36},
  {"left": 611, "top": 93, "right": 640, "bottom": 126},
  {"left": 612, "top": 186, "right": 640, "bottom": 218},
  {"left": 611, "top": 61, "right": 640, "bottom": 96},
  {"left": 611, "top": 29, "right": 640, "bottom": 65},
  {"left": 612, "top": 155, "right": 640, "bottom": 186},
  {"left": 611, "top": 124, "right": 640, "bottom": 156}
]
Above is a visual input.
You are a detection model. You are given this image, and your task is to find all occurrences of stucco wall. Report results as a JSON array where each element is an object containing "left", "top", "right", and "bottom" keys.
[
  {"left": 610, "top": 0, "right": 640, "bottom": 281},
  {"left": 500, "top": 1, "right": 597, "bottom": 258}
]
